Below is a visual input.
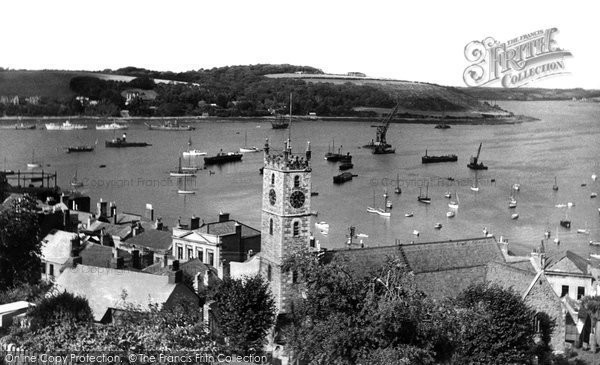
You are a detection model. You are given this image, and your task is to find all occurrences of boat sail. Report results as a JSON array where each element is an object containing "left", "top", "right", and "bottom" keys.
[
  {"left": 367, "top": 189, "right": 391, "bottom": 217},
  {"left": 27, "top": 149, "right": 41, "bottom": 168},
  {"left": 417, "top": 182, "right": 431, "bottom": 203},
  {"left": 552, "top": 176, "right": 558, "bottom": 191},
  {"left": 177, "top": 177, "right": 195, "bottom": 194},
  {"left": 470, "top": 171, "right": 480, "bottom": 192},
  {"left": 240, "top": 131, "right": 260, "bottom": 153},
  {"left": 170, "top": 157, "right": 196, "bottom": 177}
]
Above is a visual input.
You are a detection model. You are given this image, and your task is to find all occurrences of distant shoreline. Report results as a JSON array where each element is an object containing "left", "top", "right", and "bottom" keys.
[{"left": 0, "top": 115, "right": 538, "bottom": 125}]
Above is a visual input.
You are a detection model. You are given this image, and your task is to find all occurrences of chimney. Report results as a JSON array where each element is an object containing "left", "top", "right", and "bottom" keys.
[
  {"left": 154, "top": 217, "right": 163, "bottom": 230},
  {"left": 60, "top": 193, "right": 69, "bottom": 205},
  {"left": 235, "top": 222, "right": 241, "bottom": 237},
  {"left": 111, "top": 203, "right": 117, "bottom": 224},
  {"left": 87, "top": 216, "right": 93, "bottom": 230},
  {"left": 62, "top": 208, "right": 70, "bottom": 228},
  {"left": 97, "top": 199, "right": 108, "bottom": 218},
  {"left": 218, "top": 212, "right": 230, "bottom": 222},
  {"left": 306, "top": 141, "right": 311, "bottom": 161},
  {"left": 145, "top": 203, "right": 154, "bottom": 221},
  {"left": 71, "top": 255, "right": 82, "bottom": 268},
  {"left": 162, "top": 252, "right": 169, "bottom": 268},
  {"left": 70, "top": 236, "right": 81, "bottom": 257},
  {"left": 110, "top": 248, "right": 124, "bottom": 269},
  {"left": 131, "top": 222, "right": 138, "bottom": 237},
  {"left": 132, "top": 250, "right": 141, "bottom": 269},
  {"left": 168, "top": 260, "right": 182, "bottom": 284},
  {"left": 190, "top": 215, "right": 200, "bottom": 230},
  {"left": 142, "top": 250, "right": 154, "bottom": 267}
]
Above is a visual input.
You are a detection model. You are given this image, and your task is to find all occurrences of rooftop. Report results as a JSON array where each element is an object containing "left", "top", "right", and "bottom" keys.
[
  {"left": 124, "top": 229, "right": 173, "bottom": 252},
  {"left": 41, "top": 229, "right": 78, "bottom": 265}
]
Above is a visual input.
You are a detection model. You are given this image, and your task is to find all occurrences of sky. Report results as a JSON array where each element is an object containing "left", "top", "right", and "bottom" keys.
[{"left": 2, "top": 0, "right": 599, "bottom": 89}]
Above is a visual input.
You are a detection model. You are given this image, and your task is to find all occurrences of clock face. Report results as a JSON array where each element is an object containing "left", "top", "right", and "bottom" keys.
[
  {"left": 289, "top": 191, "right": 306, "bottom": 209},
  {"left": 269, "top": 189, "right": 277, "bottom": 205}
]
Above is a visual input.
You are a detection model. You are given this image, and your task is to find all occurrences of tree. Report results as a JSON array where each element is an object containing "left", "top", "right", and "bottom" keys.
[
  {"left": 0, "top": 194, "right": 42, "bottom": 290},
  {"left": 453, "top": 283, "right": 538, "bottom": 364},
  {"left": 27, "top": 291, "right": 93, "bottom": 331},
  {"left": 210, "top": 275, "right": 276, "bottom": 354}
]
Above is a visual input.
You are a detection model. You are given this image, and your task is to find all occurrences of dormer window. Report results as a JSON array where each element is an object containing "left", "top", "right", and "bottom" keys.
[
  {"left": 294, "top": 175, "right": 300, "bottom": 188},
  {"left": 271, "top": 173, "right": 275, "bottom": 185}
]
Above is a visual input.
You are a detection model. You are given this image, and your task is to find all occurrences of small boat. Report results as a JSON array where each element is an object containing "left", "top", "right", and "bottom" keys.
[
  {"left": 96, "top": 122, "right": 128, "bottom": 130},
  {"left": 552, "top": 176, "right": 558, "bottom": 191},
  {"left": 376, "top": 209, "right": 391, "bottom": 217},
  {"left": 367, "top": 190, "right": 391, "bottom": 217},
  {"left": 386, "top": 201, "right": 392, "bottom": 209},
  {"left": 367, "top": 207, "right": 378, "bottom": 214},
  {"left": 6, "top": 123, "right": 36, "bottom": 130},
  {"left": 170, "top": 157, "right": 196, "bottom": 177},
  {"left": 320, "top": 230, "right": 328, "bottom": 235},
  {"left": 467, "top": 143, "right": 488, "bottom": 170},
  {"left": 446, "top": 211, "right": 455, "bottom": 218},
  {"left": 315, "top": 221, "right": 330, "bottom": 231},
  {"left": 446, "top": 177, "right": 455, "bottom": 181},
  {"left": 567, "top": 202, "right": 574, "bottom": 208},
  {"left": 555, "top": 203, "right": 567, "bottom": 208},
  {"left": 509, "top": 197, "right": 517, "bottom": 209},
  {"left": 448, "top": 197, "right": 459, "bottom": 209},
  {"left": 591, "top": 193, "right": 598, "bottom": 198},
  {"left": 577, "top": 229, "right": 590, "bottom": 235},
  {"left": 204, "top": 150, "right": 243, "bottom": 165},
  {"left": 544, "top": 230, "right": 551, "bottom": 239},
  {"left": 593, "top": 174, "right": 598, "bottom": 181},
  {"left": 177, "top": 177, "right": 195, "bottom": 194},
  {"left": 27, "top": 150, "right": 41, "bottom": 168},
  {"left": 511, "top": 213, "right": 519, "bottom": 220},
  {"left": 434, "top": 123, "right": 451, "bottom": 129},
  {"left": 444, "top": 192, "right": 451, "bottom": 199},
  {"left": 383, "top": 191, "right": 392, "bottom": 209},
  {"left": 554, "top": 227, "right": 560, "bottom": 245},
  {"left": 394, "top": 173, "right": 402, "bottom": 194},
  {"left": 183, "top": 149, "right": 207, "bottom": 157},
  {"left": 105, "top": 133, "right": 151, "bottom": 147},
  {"left": 324, "top": 139, "right": 348, "bottom": 162},
  {"left": 45, "top": 120, "right": 87, "bottom": 130},
  {"left": 421, "top": 149, "right": 458, "bottom": 164},
  {"left": 99, "top": 164, "right": 106, "bottom": 168},
  {"left": 339, "top": 162, "right": 354, "bottom": 171},
  {"left": 582, "top": 183, "right": 587, "bottom": 187},
  {"left": 405, "top": 212, "right": 414, "bottom": 217},
  {"left": 70, "top": 171, "right": 83, "bottom": 188},
  {"left": 560, "top": 219, "right": 571, "bottom": 229},
  {"left": 590, "top": 241, "right": 600, "bottom": 246},
  {"left": 333, "top": 172, "right": 356, "bottom": 184},
  {"left": 434, "top": 223, "right": 443, "bottom": 229},
  {"left": 66, "top": 145, "right": 94, "bottom": 153},
  {"left": 417, "top": 183, "right": 431, "bottom": 204},
  {"left": 412, "top": 230, "right": 420, "bottom": 236},
  {"left": 470, "top": 171, "right": 480, "bottom": 191},
  {"left": 356, "top": 233, "right": 369, "bottom": 238},
  {"left": 240, "top": 132, "right": 261, "bottom": 153},
  {"left": 146, "top": 120, "right": 195, "bottom": 131}
]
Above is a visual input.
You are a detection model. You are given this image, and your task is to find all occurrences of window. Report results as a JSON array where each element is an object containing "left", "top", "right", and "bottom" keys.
[
  {"left": 271, "top": 173, "right": 275, "bottom": 185},
  {"left": 561, "top": 285, "right": 569, "bottom": 297},
  {"left": 577, "top": 286, "right": 585, "bottom": 299},
  {"left": 41, "top": 263, "right": 46, "bottom": 274},
  {"left": 292, "top": 270, "right": 298, "bottom": 283},
  {"left": 269, "top": 218, "right": 273, "bottom": 235},
  {"left": 293, "top": 221, "right": 299, "bottom": 236},
  {"left": 177, "top": 246, "right": 183, "bottom": 260},
  {"left": 197, "top": 249, "right": 204, "bottom": 263},
  {"left": 207, "top": 250, "right": 214, "bottom": 266},
  {"left": 267, "top": 264, "right": 272, "bottom": 281},
  {"left": 49, "top": 264, "right": 54, "bottom": 277},
  {"left": 187, "top": 248, "right": 193, "bottom": 260},
  {"left": 294, "top": 175, "right": 300, "bottom": 188}
]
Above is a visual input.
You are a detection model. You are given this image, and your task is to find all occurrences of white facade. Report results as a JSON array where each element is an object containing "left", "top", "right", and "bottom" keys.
[{"left": 172, "top": 227, "right": 223, "bottom": 278}]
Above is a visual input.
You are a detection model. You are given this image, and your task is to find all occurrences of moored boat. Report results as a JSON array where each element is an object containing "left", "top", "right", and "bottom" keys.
[
  {"left": 333, "top": 172, "right": 355, "bottom": 184},
  {"left": 467, "top": 143, "right": 488, "bottom": 170},
  {"left": 421, "top": 149, "right": 458, "bottom": 163},
  {"left": 66, "top": 145, "right": 94, "bottom": 153},
  {"left": 204, "top": 150, "right": 243, "bottom": 165},
  {"left": 45, "top": 120, "right": 87, "bottom": 130},
  {"left": 170, "top": 157, "right": 196, "bottom": 177},
  {"left": 339, "top": 162, "right": 354, "bottom": 171},
  {"left": 183, "top": 149, "right": 207, "bottom": 157},
  {"left": 105, "top": 133, "right": 151, "bottom": 147},
  {"left": 446, "top": 211, "right": 455, "bottom": 218},
  {"left": 434, "top": 223, "right": 443, "bottom": 229},
  {"left": 96, "top": 122, "right": 128, "bottom": 130},
  {"left": 511, "top": 213, "right": 519, "bottom": 220},
  {"left": 417, "top": 183, "right": 431, "bottom": 204},
  {"left": 315, "top": 221, "right": 330, "bottom": 231},
  {"left": 146, "top": 120, "right": 195, "bottom": 131}
]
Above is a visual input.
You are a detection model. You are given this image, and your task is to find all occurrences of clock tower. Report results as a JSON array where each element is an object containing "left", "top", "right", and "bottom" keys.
[{"left": 261, "top": 137, "right": 312, "bottom": 313}]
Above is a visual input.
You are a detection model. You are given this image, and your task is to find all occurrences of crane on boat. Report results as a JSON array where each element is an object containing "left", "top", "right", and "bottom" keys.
[
  {"left": 364, "top": 102, "right": 400, "bottom": 154},
  {"left": 467, "top": 142, "right": 488, "bottom": 170}
]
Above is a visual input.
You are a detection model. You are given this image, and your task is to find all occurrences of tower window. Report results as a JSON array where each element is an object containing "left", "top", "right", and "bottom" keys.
[
  {"left": 267, "top": 264, "right": 272, "bottom": 281},
  {"left": 269, "top": 218, "right": 273, "bottom": 235},
  {"left": 294, "top": 175, "right": 300, "bottom": 188},
  {"left": 293, "top": 221, "right": 300, "bottom": 236},
  {"left": 271, "top": 173, "right": 275, "bottom": 185}
]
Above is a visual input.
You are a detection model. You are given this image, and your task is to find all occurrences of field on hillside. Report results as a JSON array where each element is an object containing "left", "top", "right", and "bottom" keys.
[{"left": 0, "top": 71, "right": 80, "bottom": 99}]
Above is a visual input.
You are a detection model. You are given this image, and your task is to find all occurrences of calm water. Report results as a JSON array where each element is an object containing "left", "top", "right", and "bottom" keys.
[{"left": 1, "top": 100, "right": 599, "bottom": 259}]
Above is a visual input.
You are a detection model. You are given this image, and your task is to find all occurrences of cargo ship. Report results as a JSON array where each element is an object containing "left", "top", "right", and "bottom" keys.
[
  {"left": 421, "top": 149, "right": 458, "bottom": 164},
  {"left": 105, "top": 133, "right": 151, "bottom": 147},
  {"left": 203, "top": 150, "right": 243, "bottom": 165}
]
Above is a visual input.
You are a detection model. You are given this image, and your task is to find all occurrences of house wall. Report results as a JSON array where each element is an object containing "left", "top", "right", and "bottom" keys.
[
  {"left": 546, "top": 273, "right": 596, "bottom": 300},
  {"left": 526, "top": 275, "right": 567, "bottom": 352},
  {"left": 172, "top": 237, "right": 222, "bottom": 278}
]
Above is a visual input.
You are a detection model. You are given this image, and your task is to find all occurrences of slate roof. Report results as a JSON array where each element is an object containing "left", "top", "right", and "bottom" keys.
[
  {"left": 197, "top": 220, "right": 260, "bottom": 238},
  {"left": 485, "top": 261, "right": 537, "bottom": 296},
  {"left": 124, "top": 229, "right": 173, "bottom": 252},
  {"left": 328, "top": 236, "right": 505, "bottom": 299},
  {"left": 143, "top": 258, "right": 215, "bottom": 277},
  {"left": 41, "top": 230, "right": 78, "bottom": 265},
  {"left": 78, "top": 242, "right": 131, "bottom": 268},
  {"left": 54, "top": 264, "right": 188, "bottom": 321},
  {"left": 86, "top": 220, "right": 132, "bottom": 240},
  {"left": 546, "top": 250, "right": 590, "bottom": 275}
]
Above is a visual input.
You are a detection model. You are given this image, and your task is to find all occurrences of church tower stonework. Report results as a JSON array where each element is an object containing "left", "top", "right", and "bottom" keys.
[{"left": 260, "top": 138, "right": 312, "bottom": 313}]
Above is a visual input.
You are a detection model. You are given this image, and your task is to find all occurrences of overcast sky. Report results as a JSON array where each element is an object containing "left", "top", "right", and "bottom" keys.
[{"left": 2, "top": 0, "right": 598, "bottom": 89}]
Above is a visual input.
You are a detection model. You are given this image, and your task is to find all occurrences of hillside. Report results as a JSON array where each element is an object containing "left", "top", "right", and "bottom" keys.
[
  {"left": 461, "top": 86, "right": 600, "bottom": 101},
  {"left": 0, "top": 70, "right": 79, "bottom": 100}
]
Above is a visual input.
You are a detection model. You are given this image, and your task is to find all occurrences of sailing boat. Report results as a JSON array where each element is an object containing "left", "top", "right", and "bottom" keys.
[
  {"left": 170, "top": 157, "right": 196, "bottom": 177},
  {"left": 553, "top": 227, "right": 560, "bottom": 245},
  {"left": 367, "top": 189, "right": 391, "bottom": 217},
  {"left": 577, "top": 222, "right": 590, "bottom": 235},
  {"left": 394, "top": 173, "right": 402, "bottom": 194},
  {"left": 509, "top": 193, "right": 517, "bottom": 209},
  {"left": 70, "top": 171, "right": 83, "bottom": 188},
  {"left": 240, "top": 131, "right": 260, "bottom": 153},
  {"left": 384, "top": 190, "right": 392, "bottom": 209},
  {"left": 27, "top": 149, "right": 41, "bottom": 168},
  {"left": 448, "top": 192, "right": 459, "bottom": 209},
  {"left": 177, "top": 177, "right": 195, "bottom": 195},
  {"left": 271, "top": 93, "right": 292, "bottom": 129},
  {"left": 183, "top": 136, "right": 206, "bottom": 156},
  {"left": 417, "top": 182, "right": 431, "bottom": 203},
  {"left": 552, "top": 176, "right": 558, "bottom": 191},
  {"left": 470, "top": 171, "right": 480, "bottom": 192}
]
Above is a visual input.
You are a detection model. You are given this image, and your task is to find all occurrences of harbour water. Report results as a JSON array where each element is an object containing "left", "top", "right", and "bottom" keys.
[{"left": 1, "top": 100, "right": 599, "bottom": 259}]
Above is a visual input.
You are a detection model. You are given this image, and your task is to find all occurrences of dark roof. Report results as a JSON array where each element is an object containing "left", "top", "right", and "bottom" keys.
[
  {"left": 327, "top": 237, "right": 506, "bottom": 300},
  {"left": 485, "top": 261, "right": 536, "bottom": 296},
  {"left": 546, "top": 250, "right": 590, "bottom": 275},
  {"left": 197, "top": 220, "right": 260, "bottom": 238},
  {"left": 78, "top": 242, "right": 131, "bottom": 268},
  {"left": 143, "top": 258, "right": 215, "bottom": 277},
  {"left": 125, "top": 229, "right": 173, "bottom": 252}
]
